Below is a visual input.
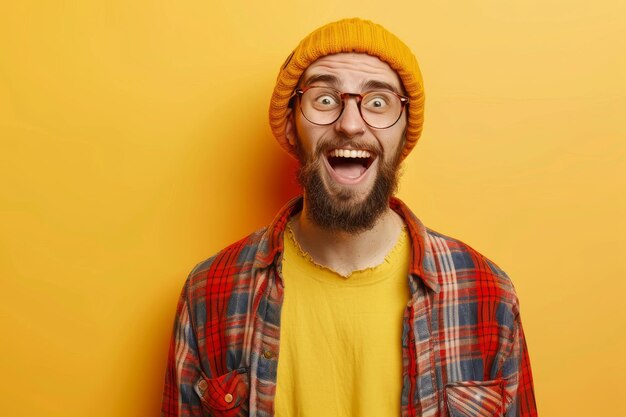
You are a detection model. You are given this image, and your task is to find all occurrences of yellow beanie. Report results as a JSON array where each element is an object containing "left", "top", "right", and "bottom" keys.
[{"left": 269, "top": 18, "right": 424, "bottom": 160}]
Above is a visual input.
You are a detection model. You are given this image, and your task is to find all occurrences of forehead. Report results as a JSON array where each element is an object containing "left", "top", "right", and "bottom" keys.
[{"left": 300, "top": 52, "right": 403, "bottom": 92}]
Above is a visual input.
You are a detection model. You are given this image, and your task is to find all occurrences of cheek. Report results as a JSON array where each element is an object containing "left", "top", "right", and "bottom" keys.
[
  {"left": 295, "top": 118, "right": 325, "bottom": 151},
  {"left": 294, "top": 115, "right": 309, "bottom": 143},
  {"left": 381, "top": 131, "right": 406, "bottom": 162}
]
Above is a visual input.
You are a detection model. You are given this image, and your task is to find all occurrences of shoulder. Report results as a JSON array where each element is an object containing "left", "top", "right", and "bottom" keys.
[
  {"left": 178, "top": 196, "right": 300, "bottom": 314},
  {"left": 424, "top": 227, "right": 520, "bottom": 314},
  {"left": 183, "top": 226, "right": 270, "bottom": 307}
]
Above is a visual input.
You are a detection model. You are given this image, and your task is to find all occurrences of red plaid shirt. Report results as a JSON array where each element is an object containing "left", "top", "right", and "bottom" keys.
[{"left": 161, "top": 196, "right": 537, "bottom": 417}]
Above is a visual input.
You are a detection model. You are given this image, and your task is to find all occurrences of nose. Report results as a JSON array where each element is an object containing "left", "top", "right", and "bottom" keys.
[{"left": 334, "top": 97, "right": 366, "bottom": 138}]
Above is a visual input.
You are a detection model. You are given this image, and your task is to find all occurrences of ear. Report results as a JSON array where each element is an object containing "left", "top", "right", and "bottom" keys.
[{"left": 285, "top": 107, "right": 296, "bottom": 148}]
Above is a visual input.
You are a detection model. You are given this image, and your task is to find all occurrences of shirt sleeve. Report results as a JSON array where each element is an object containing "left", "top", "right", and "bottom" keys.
[
  {"left": 161, "top": 280, "right": 204, "bottom": 417},
  {"left": 503, "top": 313, "right": 538, "bottom": 417}
]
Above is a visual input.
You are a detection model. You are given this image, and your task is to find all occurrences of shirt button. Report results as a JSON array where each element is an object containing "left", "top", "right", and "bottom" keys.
[
  {"left": 224, "top": 393, "right": 233, "bottom": 403},
  {"left": 263, "top": 350, "right": 273, "bottom": 359},
  {"left": 197, "top": 380, "right": 208, "bottom": 392}
]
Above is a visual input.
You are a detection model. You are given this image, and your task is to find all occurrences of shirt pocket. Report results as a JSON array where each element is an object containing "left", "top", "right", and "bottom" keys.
[
  {"left": 194, "top": 368, "right": 250, "bottom": 417},
  {"left": 445, "top": 379, "right": 507, "bottom": 417}
]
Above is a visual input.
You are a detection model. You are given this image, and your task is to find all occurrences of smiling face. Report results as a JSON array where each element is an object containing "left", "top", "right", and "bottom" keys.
[{"left": 286, "top": 53, "right": 408, "bottom": 233}]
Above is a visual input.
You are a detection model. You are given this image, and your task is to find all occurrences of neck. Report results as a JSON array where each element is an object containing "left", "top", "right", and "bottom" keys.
[{"left": 289, "top": 199, "right": 404, "bottom": 277}]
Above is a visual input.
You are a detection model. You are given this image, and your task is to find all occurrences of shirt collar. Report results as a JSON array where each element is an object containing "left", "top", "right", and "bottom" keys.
[
  {"left": 253, "top": 195, "right": 440, "bottom": 293},
  {"left": 389, "top": 198, "right": 441, "bottom": 293}
]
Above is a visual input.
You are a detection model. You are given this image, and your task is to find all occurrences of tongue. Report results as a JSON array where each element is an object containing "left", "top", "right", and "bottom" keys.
[{"left": 333, "top": 161, "right": 366, "bottom": 179}]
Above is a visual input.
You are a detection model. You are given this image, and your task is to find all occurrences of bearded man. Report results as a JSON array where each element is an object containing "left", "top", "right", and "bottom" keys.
[{"left": 161, "top": 18, "right": 537, "bottom": 417}]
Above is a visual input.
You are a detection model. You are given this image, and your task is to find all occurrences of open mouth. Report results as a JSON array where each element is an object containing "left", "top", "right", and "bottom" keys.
[{"left": 326, "top": 148, "right": 376, "bottom": 180}]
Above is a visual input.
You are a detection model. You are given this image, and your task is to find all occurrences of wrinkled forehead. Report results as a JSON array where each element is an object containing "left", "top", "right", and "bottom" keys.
[{"left": 299, "top": 53, "right": 405, "bottom": 94}]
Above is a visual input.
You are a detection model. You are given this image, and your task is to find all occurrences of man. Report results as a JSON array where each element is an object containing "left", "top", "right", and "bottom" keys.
[{"left": 161, "top": 18, "right": 537, "bottom": 417}]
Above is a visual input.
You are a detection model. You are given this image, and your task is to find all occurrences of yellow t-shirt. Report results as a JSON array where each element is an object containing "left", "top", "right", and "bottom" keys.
[{"left": 274, "top": 226, "right": 411, "bottom": 417}]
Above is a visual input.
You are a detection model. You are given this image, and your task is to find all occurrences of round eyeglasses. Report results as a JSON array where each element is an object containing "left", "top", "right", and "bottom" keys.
[{"left": 292, "top": 86, "right": 409, "bottom": 129}]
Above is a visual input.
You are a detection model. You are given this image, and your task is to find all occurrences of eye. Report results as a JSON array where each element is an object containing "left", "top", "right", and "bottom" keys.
[
  {"left": 306, "top": 88, "right": 341, "bottom": 111},
  {"left": 362, "top": 92, "right": 392, "bottom": 111},
  {"left": 315, "top": 94, "right": 339, "bottom": 106}
]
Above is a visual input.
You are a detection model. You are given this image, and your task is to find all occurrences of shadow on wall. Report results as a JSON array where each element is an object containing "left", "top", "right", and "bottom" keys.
[{"left": 269, "top": 148, "right": 302, "bottom": 207}]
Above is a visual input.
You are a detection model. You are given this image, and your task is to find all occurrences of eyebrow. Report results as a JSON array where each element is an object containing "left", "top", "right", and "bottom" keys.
[
  {"left": 301, "top": 74, "right": 403, "bottom": 95},
  {"left": 361, "top": 80, "right": 403, "bottom": 95},
  {"left": 302, "top": 74, "right": 340, "bottom": 88}
]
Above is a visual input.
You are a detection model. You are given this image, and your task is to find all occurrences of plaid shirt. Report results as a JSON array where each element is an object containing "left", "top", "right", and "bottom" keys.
[{"left": 161, "top": 196, "right": 537, "bottom": 417}]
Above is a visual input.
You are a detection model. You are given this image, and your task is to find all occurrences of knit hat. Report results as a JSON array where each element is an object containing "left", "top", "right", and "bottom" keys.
[{"left": 269, "top": 18, "right": 424, "bottom": 160}]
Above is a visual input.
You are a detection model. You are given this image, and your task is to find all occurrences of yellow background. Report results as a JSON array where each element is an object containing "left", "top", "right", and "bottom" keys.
[{"left": 1, "top": 1, "right": 625, "bottom": 416}]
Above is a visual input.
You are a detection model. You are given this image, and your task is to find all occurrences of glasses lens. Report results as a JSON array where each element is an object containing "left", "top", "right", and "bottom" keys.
[
  {"left": 300, "top": 87, "right": 343, "bottom": 125},
  {"left": 300, "top": 87, "right": 404, "bottom": 128},
  {"left": 361, "top": 91, "right": 403, "bottom": 128}
]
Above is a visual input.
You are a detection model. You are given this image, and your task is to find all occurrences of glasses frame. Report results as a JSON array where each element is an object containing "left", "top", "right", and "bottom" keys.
[{"left": 292, "top": 86, "right": 410, "bottom": 129}]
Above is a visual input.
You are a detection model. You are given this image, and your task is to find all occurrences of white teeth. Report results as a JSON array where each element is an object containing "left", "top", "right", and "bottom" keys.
[{"left": 330, "top": 149, "right": 372, "bottom": 158}]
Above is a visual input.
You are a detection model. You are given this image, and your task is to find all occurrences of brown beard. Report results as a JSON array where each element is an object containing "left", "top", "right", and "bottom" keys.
[{"left": 295, "top": 138, "right": 402, "bottom": 234}]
